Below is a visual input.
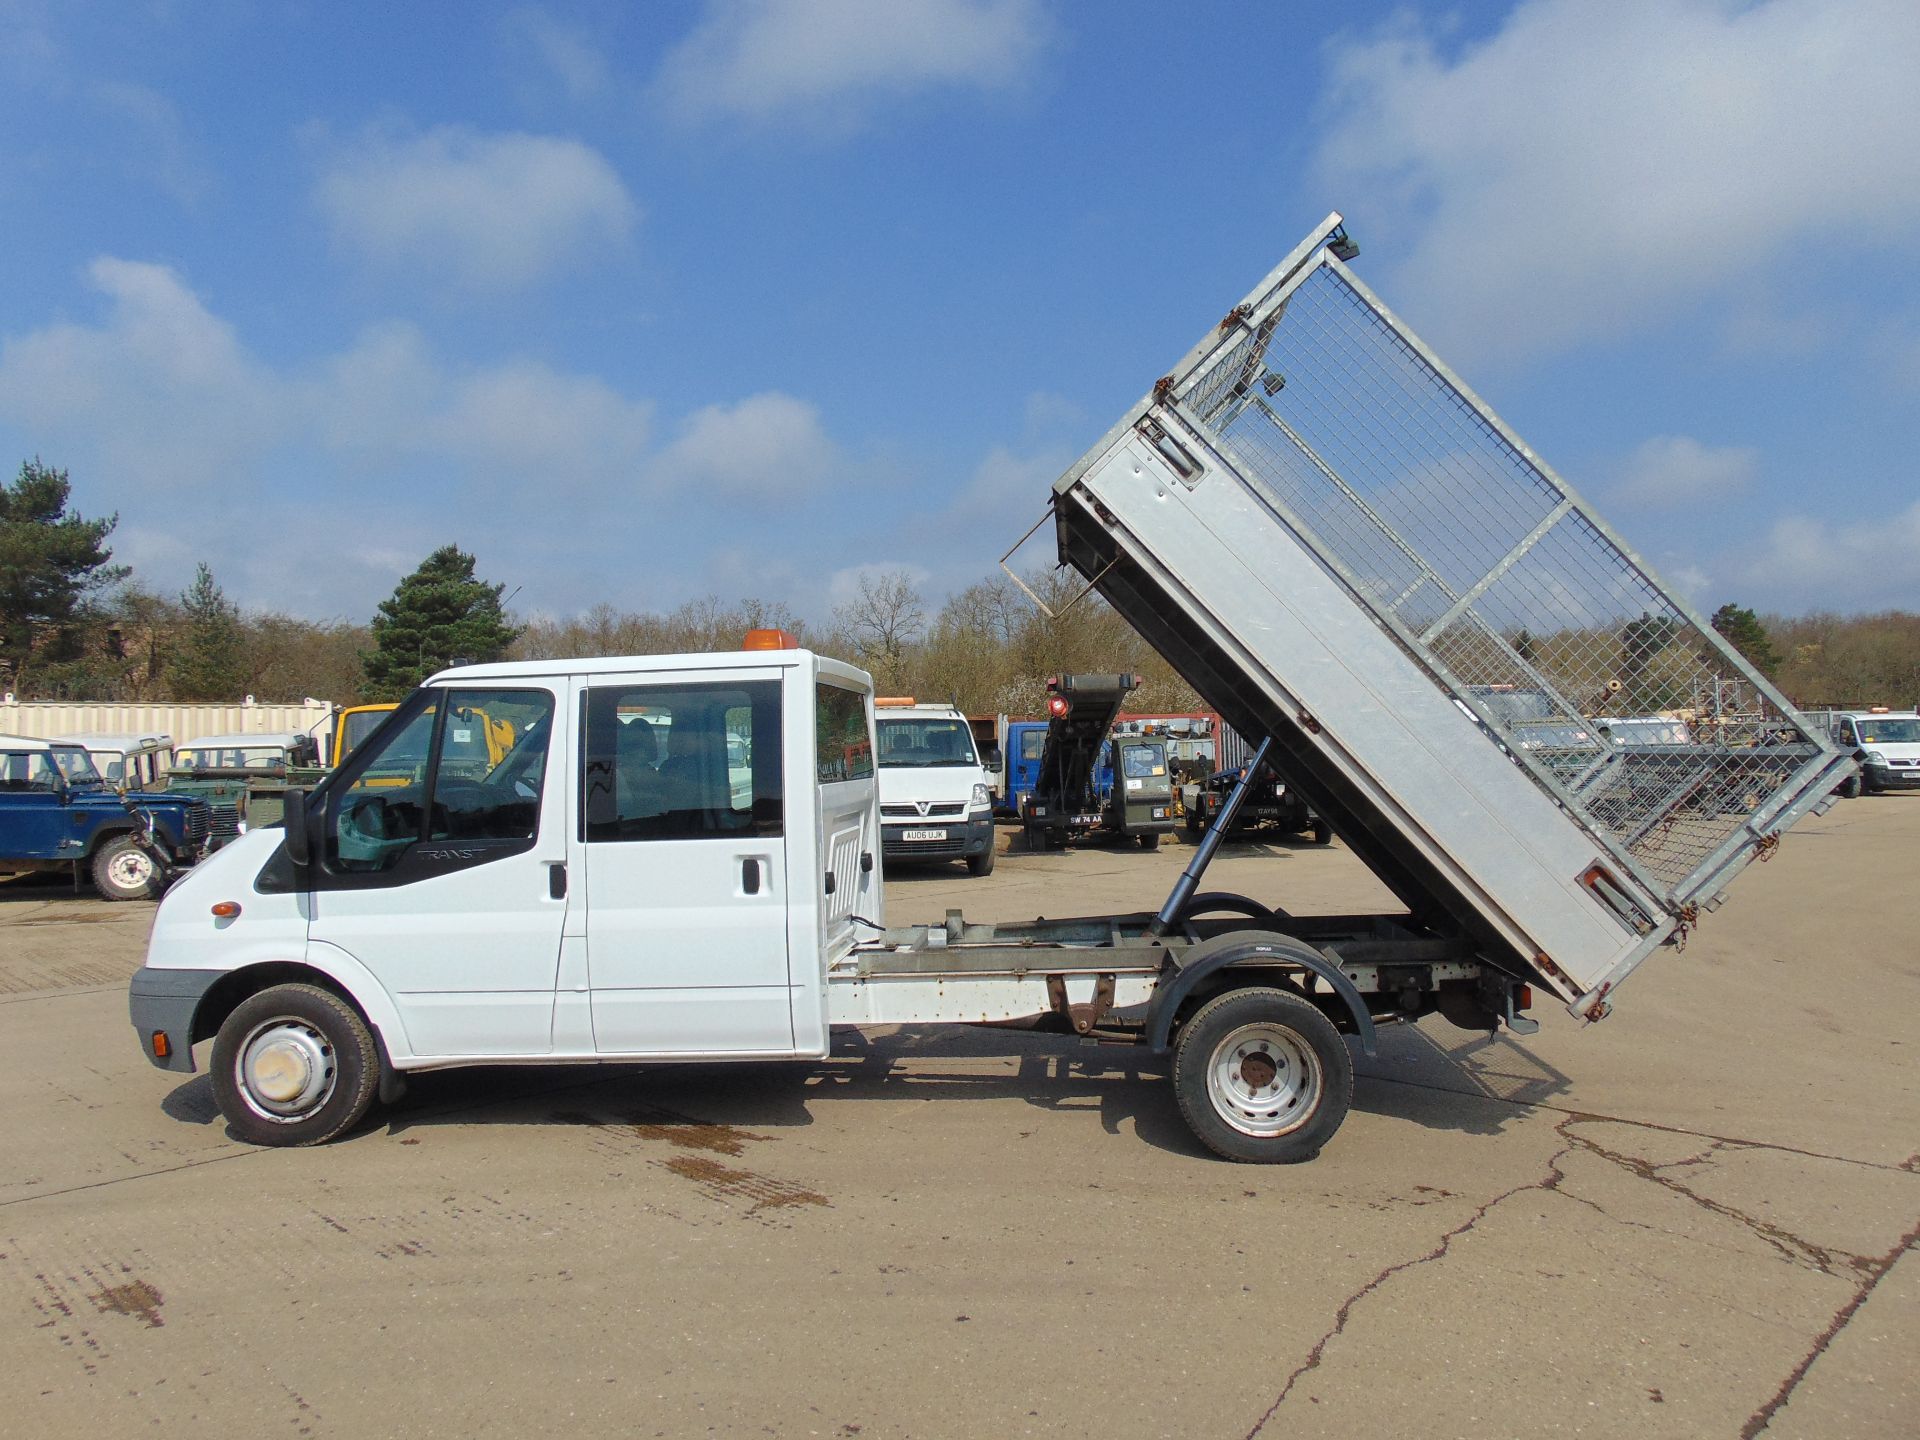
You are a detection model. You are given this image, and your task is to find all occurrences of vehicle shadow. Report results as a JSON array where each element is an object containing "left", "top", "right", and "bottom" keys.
[
  {"left": 1353, "top": 1020, "right": 1573, "bottom": 1135},
  {"left": 150, "top": 1013, "right": 1574, "bottom": 1155}
]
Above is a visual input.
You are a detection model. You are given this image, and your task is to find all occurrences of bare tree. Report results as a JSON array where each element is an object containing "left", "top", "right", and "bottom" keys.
[{"left": 833, "top": 569, "right": 925, "bottom": 693}]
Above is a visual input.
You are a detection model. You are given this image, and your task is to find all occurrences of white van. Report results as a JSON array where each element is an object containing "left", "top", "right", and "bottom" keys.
[
  {"left": 873, "top": 699, "right": 995, "bottom": 876},
  {"left": 1829, "top": 709, "right": 1920, "bottom": 796}
]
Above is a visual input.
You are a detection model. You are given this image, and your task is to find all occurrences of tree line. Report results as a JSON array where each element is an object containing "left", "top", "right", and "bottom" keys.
[{"left": 5, "top": 458, "right": 1918, "bottom": 714}]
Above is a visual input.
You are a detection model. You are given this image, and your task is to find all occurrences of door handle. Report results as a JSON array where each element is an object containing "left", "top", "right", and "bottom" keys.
[
  {"left": 742, "top": 857, "right": 761, "bottom": 896},
  {"left": 547, "top": 862, "right": 567, "bottom": 899}
]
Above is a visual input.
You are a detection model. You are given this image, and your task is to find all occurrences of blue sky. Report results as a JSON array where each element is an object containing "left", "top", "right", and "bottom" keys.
[{"left": 1, "top": 0, "right": 1916, "bottom": 627}]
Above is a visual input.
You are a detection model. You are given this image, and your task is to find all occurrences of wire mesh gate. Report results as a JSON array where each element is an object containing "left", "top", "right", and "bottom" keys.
[{"left": 1157, "top": 227, "right": 1837, "bottom": 908}]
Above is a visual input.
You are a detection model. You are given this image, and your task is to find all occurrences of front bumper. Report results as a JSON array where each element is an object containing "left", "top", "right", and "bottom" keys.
[
  {"left": 881, "top": 812, "right": 995, "bottom": 863},
  {"left": 1864, "top": 764, "right": 1920, "bottom": 791},
  {"left": 128, "top": 966, "right": 225, "bottom": 1072}
]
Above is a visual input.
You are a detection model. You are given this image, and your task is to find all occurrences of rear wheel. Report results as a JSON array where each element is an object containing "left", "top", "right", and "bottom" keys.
[
  {"left": 211, "top": 984, "right": 380, "bottom": 1147},
  {"left": 1172, "top": 986, "right": 1352, "bottom": 1163},
  {"left": 91, "top": 835, "right": 162, "bottom": 901}
]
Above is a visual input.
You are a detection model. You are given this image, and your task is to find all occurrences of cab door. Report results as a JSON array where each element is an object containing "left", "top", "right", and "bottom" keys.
[
  {"left": 574, "top": 670, "right": 792, "bottom": 1055},
  {"left": 305, "top": 684, "right": 567, "bottom": 1058}
]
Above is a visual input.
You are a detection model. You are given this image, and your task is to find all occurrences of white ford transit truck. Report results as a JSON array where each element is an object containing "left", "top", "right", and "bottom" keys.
[{"left": 129, "top": 217, "right": 1851, "bottom": 1162}]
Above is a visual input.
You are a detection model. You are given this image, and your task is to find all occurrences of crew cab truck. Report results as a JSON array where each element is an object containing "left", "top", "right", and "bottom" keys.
[
  {"left": 874, "top": 699, "right": 996, "bottom": 876},
  {"left": 129, "top": 217, "right": 1849, "bottom": 1163},
  {"left": 2, "top": 734, "right": 210, "bottom": 899}
]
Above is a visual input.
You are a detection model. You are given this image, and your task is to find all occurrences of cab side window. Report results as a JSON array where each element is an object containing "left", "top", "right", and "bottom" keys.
[
  {"left": 324, "top": 688, "right": 554, "bottom": 877},
  {"left": 582, "top": 681, "right": 782, "bottom": 842}
]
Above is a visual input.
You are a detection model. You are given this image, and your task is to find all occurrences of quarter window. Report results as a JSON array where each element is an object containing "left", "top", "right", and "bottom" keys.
[
  {"left": 583, "top": 681, "right": 782, "bottom": 842},
  {"left": 815, "top": 683, "right": 874, "bottom": 784}
]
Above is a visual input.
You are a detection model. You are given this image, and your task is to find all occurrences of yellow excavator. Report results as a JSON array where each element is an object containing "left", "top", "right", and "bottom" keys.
[{"left": 332, "top": 702, "right": 516, "bottom": 784}]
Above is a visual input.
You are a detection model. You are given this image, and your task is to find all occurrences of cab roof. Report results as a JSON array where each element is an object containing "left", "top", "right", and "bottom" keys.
[
  {"left": 426, "top": 648, "right": 872, "bottom": 690},
  {"left": 176, "top": 732, "right": 307, "bottom": 749},
  {"left": 51, "top": 732, "right": 174, "bottom": 752}
]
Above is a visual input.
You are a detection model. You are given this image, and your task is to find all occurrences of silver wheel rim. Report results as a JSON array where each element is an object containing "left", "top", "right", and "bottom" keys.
[
  {"left": 106, "top": 847, "right": 155, "bottom": 890},
  {"left": 1206, "top": 1021, "right": 1322, "bottom": 1138},
  {"left": 235, "top": 1017, "right": 337, "bottom": 1122}
]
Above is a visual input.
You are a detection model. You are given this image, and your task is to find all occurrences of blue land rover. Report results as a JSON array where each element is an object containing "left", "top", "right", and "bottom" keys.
[{"left": 0, "top": 734, "right": 211, "bottom": 900}]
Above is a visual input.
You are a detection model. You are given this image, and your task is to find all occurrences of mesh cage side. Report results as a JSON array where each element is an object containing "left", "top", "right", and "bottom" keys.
[{"left": 1175, "top": 260, "right": 1824, "bottom": 904}]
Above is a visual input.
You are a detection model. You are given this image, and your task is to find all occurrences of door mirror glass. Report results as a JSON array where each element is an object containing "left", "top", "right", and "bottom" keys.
[{"left": 284, "top": 788, "right": 310, "bottom": 865}]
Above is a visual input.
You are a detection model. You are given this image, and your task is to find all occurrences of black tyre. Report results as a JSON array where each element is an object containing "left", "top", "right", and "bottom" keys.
[
  {"left": 91, "top": 834, "right": 163, "bottom": 901},
  {"left": 1311, "top": 819, "right": 1333, "bottom": 845},
  {"left": 1172, "top": 986, "right": 1352, "bottom": 1163},
  {"left": 1138, "top": 832, "right": 1161, "bottom": 851},
  {"left": 966, "top": 846, "right": 995, "bottom": 877},
  {"left": 210, "top": 983, "right": 380, "bottom": 1147},
  {"left": 1837, "top": 773, "right": 1862, "bottom": 799}
]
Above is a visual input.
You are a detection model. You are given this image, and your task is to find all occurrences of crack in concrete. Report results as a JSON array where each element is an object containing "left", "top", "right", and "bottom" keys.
[
  {"left": 1244, "top": 1112, "right": 1918, "bottom": 1436},
  {"left": 1740, "top": 1218, "right": 1920, "bottom": 1438},
  {"left": 1244, "top": 1118, "right": 1583, "bottom": 1436},
  {"left": 1560, "top": 1129, "right": 1879, "bottom": 1278}
]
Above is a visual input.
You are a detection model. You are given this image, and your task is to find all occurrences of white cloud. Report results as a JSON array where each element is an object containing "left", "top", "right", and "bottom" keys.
[
  {"left": 1732, "top": 500, "right": 1920, "bottom": 611},
  {"left": 501, "top": 8, "right": 608, "bottom": 98},
  {"left": 1315, "top": 0, "right": 1920, "bottom": 363},
  {"left": 0, "top": 258, "right": 287, "bottom": 489},
  {"left": 651, "top": 392, "right": 839, "bottom": 498},
  {"left": 1614, "top": 435, "right": 1757, "bottom": 509},
  {"left": 655, "top": 0, "right": 1049, "bottom": 128},
  {"left": 314, "top": 125, "right": 636, "bottom": 289},
  {"left": 0, "top": 257, "right": 824, "bottom": 612}
]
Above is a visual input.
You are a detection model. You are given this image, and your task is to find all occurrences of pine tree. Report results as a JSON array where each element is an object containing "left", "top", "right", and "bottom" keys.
[
  {"left": 1711, "top": 603, "right": 1780, "bottom": 678},
  {"left": 361, "top": 545, "right": 519, "bottom": 700},
  {"left": 168, "top": 562, "right": 248, "bottom": 700},
  {"left": 0, "top": 459, "right": 126, "bottom": 689}
]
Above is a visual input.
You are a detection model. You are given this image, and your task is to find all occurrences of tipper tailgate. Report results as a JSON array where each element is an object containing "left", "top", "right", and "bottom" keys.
[{"left": 1046, "top": 215, "right": 1852, "bottom": 1018}]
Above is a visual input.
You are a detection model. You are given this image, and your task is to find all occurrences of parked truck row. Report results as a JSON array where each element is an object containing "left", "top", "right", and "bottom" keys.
[{"left": 127, "top": 214, "right": 1854, "bottom": 1162}]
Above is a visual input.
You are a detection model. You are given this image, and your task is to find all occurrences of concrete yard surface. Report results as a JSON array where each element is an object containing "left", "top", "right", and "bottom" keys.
[{"left": 0, "top": 799, "right": 1915, "bottom": 1438}]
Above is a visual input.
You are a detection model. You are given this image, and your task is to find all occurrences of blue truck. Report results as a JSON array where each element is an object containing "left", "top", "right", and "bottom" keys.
[{"left": 1, "top": 733, "right": 212, "bottom": 899}]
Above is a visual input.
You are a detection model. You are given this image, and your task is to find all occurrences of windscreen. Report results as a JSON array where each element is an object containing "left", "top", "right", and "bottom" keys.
[
  {"left": 1121, "top": 741, "right": 1167, "bottom": 779},
  {"left": 1857, "top": 718, "right": 1920, "bottom": 744},
  {"left": 876, "top": 717, "right": 978, "bottom": 768},
  {"left": 51, "top": 748, "right": 104, "bottom": 785}
]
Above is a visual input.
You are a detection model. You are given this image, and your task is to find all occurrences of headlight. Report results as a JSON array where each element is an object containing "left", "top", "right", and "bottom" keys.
[
  {"left": 971, "top": 783, "right": 990, "bottom": 809},
  {"left": 1864, "top": 749, "right": 1887, "bottom": 764}
]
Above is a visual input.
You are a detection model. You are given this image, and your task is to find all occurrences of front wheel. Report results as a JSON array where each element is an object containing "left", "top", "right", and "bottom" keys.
[
  {"left": 211, "top": 984, "right": 381, "bottom": 1146},
  {"left": 91, "top": 834, "right": 163, "bottom": 901},
  {"left": 966, "top": 846, "right": 995, "bottom": 877},
  {"left": 1172, "top": 986, "right": 1352, "bottom": 1163},
  {"left": 1138, "top": 832, "right": 1160, "bottom": 851}
]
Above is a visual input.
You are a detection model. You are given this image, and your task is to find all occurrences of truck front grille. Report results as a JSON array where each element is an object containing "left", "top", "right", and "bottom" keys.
[{"left": 880, "top": 803, "right": 966, "bottom": 818}]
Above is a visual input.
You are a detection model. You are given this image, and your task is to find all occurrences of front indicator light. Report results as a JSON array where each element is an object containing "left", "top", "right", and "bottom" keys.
[
  {"left": 211, "top": 901, "right": 242, "bottom": 919},
  {"left": 151, "top": 1031, "right": 171, "bottom": 1060}
]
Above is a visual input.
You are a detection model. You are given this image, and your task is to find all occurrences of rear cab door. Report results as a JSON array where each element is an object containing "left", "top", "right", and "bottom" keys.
[{"left": 572, "top": 658, "right": 796, "bottom": 1055}]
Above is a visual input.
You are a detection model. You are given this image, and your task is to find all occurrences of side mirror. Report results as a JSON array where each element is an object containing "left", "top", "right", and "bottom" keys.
[
  {"left": 985, "top": 747, "right": 1003, "bottom": 768},
  {"left": 283, "top": 788, "right": 312, "bottom": 866}
]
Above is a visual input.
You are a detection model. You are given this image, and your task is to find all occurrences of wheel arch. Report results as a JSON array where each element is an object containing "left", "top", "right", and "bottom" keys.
[
  {"left": 1148, "top": 930, "right": 1378, "bottom": 1058},
  {"left": 188, "top": 950, "right": 409, "bottom": 1079},
  {"left": 82, "top": 820, "right": 137, "bottom": 858}
]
